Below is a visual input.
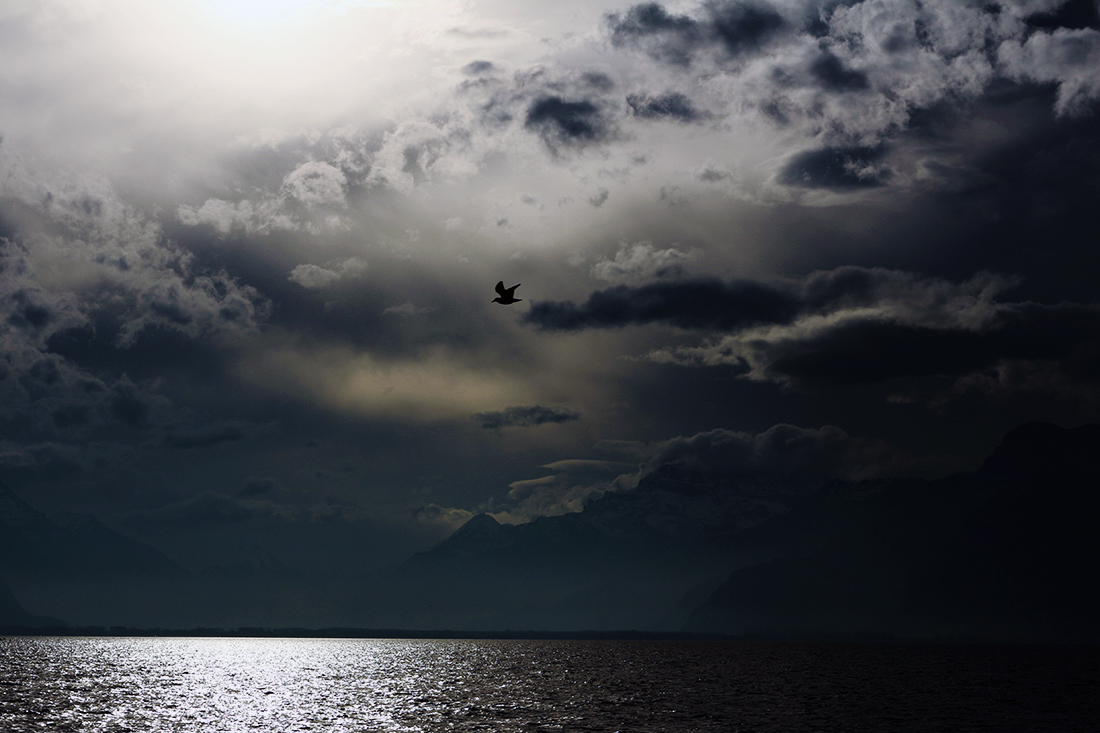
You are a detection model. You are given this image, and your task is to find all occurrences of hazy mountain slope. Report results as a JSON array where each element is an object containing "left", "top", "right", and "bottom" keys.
[
  {"left": 0, "top": 575, "right": 61, "bottom": 627},
  {"left": 0, "top": 483, "right": 188, "bottom": 584},
  {"left": 392, "top": 422, "right": 1099, "bottom": 638},
  {"left": 685, "top": 422, "right": 1100, "bottom": 641},
  {"left": 391, "top": 466, "right": 819, "bottom": 630}
]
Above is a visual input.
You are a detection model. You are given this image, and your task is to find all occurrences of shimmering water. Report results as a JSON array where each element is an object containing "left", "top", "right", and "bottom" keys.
[{"left": 0, "top": 637, "right": 1096, "bottom": 732}]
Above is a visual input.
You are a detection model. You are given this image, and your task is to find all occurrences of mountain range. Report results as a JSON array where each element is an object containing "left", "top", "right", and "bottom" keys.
[
  {"left": 394, "top": 422, "right": 1100, "bottom": 640},
  {"left": 0, "top": 422, "right": 1096, "bottom": 639},
  {"left": 0, "top": 481, "right": 188, "bottom": 626}
]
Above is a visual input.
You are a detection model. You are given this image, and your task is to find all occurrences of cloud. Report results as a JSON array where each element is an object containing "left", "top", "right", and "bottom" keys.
[
  {"left": 999, "top": 27, "right": 1100, "bottom": 115},
  {"left": 626, "top": 92, "right": 705, "bottom": 121},
  {"left": 525, "top": 267, "right": 1017, "bottom": 333},
  {"left": 606, "top": 2, "right": 704, "bottom": 68},
  {"left": 133, "top": 492, "right": 289, "bottom": 526},
  {"left": 488, "top": 459, "right": 633, "bottom": 524},
  {"left": 164, "top": 422, "right": 250, "bottom": 449},
  {"left": 703, "top": 301, "right": 1100, "bottom": 390},
  {"left": 606, "top": 1, "right": 789, "bottom": 68},
  {"left": 485, "top": 423, "right": 945, "bottom": 525},
  {"left": 597, "top": 0, "right": 1098, "bottom": 186},
  {"left": 288, "top": 257, "right": 368, "bottom": 289},
  {"left": 280, "top": 161, "right": 348, "bottom": 210},
  {"left": 0, "top": 440, "right": 136, "bottom": 478},
  {"left": 707, "top": 0, "right": 790, "bottom": 57},
  {"left": 590, "top": 241, "right": 694, "bottom": 283},
  {"left": 462, "top": 60, "right": 497, "bottom": 75},
  {"left": 235, "top": 345, "right": 540, "bottom": 422},
  {"left": 412, "top": 502, "right": 475, "bottom": 532},
  {"left": 640, "top": 422, "right": 945, "bottom": 481},
  {"left": 365, "top": 118, "right": 476, "bottom": 194},
  {"left": 588, "top": 188, "right": 610, "bottom": 207},
  {"left": 473, "top": 405, "right": 582, "bottom": 430},
  {"left": 519, "top": 265, "right": 1100, "bottom": 399},
  {"left": 524, "top": 96, "right": 617, "bottom": 152},
  {"left": 239, "top": 477, "right": 280, "bottom": 497},
  {"left": 808, "top": 50, "right": 870, "bottom": 92},
  {"left": 777, "top": 146, "right": 891, "bottom": 190},
  {"left": 524, "top": 278, "right": 801, "bottom": 331},
  {"left": 177, "top": 131, "right": 375, "bottom": 233},
  {"left": 625, "top": 268, "right": 1100, "bottom": 397},
  {"left": 695, "top": 160, "right": 734, "bottom": 182},
  {"left": 382, "top": 301, "right": 434, "bottom": 316},
  {"left": 0, "top": 166, "right": 267, "bottom": 349}
]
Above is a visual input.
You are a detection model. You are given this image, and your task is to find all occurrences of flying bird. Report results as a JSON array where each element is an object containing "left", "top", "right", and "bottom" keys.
[{"left": 493, "top": 281, "right": 522, "bottom": 305}]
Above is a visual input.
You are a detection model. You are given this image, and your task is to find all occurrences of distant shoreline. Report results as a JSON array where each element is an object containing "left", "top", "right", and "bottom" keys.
[
  {"left": 3, "top": 626, "right": 1092, "bottom": 643},
  {"left": 0, "top": 626, "right": 763, "bottom": 641}
]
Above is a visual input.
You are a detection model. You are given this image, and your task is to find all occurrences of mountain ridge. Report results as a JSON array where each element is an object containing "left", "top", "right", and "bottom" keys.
[{"left": 402, "top": 422, "right": 1100, "bottom": 639}]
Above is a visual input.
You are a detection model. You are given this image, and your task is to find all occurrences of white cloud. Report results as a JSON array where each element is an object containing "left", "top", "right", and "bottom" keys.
[
  {"left": 999, "top": 28, "right": 1100, "bottom": 115},
  {"left": 383, "top": 301, "right": 434, "bottom": 315},
  {"left": 287, "top": 257, "right": 368, "bottom": 289},
  {"left": 281, "top": 161, "right": 348, "bottom": 209},
  {"left": 591, "top": 241, "right": 695, "bottom": 283}
]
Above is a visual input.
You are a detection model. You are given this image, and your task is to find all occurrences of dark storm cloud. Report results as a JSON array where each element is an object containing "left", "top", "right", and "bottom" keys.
[
  {"left": 0, "top": 338, "right": 171, "bottom": 446},
  {"left": 708, "top": 0, "right": 790, "bottom": 56},
  {"left": 599, "top": 0, "right": 1100, "bottom": 186},
  {"left": 0, "top": 441, "right": 136, "bottom": 480},
  {"left": 462, "top": 60, "right": 496, "bottom": 75},
  {"left": 777, "top": 146, "right": 890, "bottom": 189},
  {"left": 588, "top": 188, "right": 610, "bottom": 207},
  {"left": 7, "top": 289, "right": 54, "bottom": 330},
  {"left": 643, "top": 423, "right": 935, "bottom": 481},
  {"left": 524, "top": 266, "right": 1100, "bottom": 398},
  {"left": 528, "top": 266, "right": 1015, "bottom": 332},
  {"left": 524, "top": 96, "right": 615, "bottom": 151},
  {"left": 626, "top": 92, "right": 704, "bottom": 121},
  {"left": 606, "top": 2, "right": 702, "bottom": 67},
  {"left": 581, "top": 72, "right": 617, "bottom": 93},
  {"left": 473, "top": 405, "right": 582, "bottom": 430},
  {"left": 0, "top": 198, "right": 267, "bottom": 451},
  {"left": 606, "top": 1, "right": 789, "bottom": 67},
  {"left": 751, "top": 302, "right": 1100, "bottom": 389},
  {"left": 1024, "top": 0, "right": 1100, "bottom": 32},
  {"left": 110, "top": 378, "right": 150, "bottom": 428},
  {"left": 164, "top": 422, "right": 251, "bottom": 449},
  {"left": 173, "top": 227, "right": 465, "bottom": 359},
  {"left": 523, "top": 279, "right": 802, "bottom": 331},
  {"left": 134, "top": 492, "right": 283, "bottom": 526},
  {"left": 808, "top": 50, "right": 869, "bottom": 92},
  {"left": 239, "top": 477, "right": 280, "bottom": 497}
]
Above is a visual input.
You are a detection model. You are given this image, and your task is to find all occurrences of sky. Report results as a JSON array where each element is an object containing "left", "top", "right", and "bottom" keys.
[{"left": 1, "top": 0, "right": 1099, "bottom": 582}]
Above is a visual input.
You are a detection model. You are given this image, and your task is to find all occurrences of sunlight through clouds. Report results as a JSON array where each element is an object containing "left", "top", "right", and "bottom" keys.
[{"left": 236, "top": 344, "right": 540, "bottom": 421}]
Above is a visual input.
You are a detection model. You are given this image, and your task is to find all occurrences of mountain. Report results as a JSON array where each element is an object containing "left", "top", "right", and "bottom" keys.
[
  {"left": 0, "top": 575, "right": 61, "bottom": 628},
  {"left": 0, "top": 483, "right": 188, "bottom": 585},
  {"left": 393, "top": 422, "right": 1100, "bottom": 640},
  {"left": 684, "top": 422, "right": 1100, "bottom": 641},
  {"left": 390, "top": 465, "right": 819, "bottom": 630},
  {"left": 201, "top": 543, "right": 294, "bottom": 578}
]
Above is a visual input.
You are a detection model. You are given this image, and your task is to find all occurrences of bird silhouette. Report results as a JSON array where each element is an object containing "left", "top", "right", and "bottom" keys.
[{"left": 493, "top": 281, "right": 522, "bottom": 305}]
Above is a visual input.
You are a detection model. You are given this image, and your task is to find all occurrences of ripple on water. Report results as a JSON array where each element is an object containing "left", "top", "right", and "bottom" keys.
[{"left": 0, "top": 637, "right": 1097, "bottom": 732}]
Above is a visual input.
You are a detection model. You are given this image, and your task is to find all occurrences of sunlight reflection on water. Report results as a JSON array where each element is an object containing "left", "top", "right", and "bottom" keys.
[{"left": 0, "top": 637, "right": 1096, "bottom": 732}]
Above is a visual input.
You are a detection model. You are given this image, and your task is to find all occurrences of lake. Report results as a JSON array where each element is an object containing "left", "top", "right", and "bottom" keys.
[{"left": 0, "top": 637, "right": 1096, "bottom": 731}]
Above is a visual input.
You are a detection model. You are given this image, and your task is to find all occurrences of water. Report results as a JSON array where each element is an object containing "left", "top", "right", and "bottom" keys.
[{"left": 0, "top": 637, "right": 1096, "bottom": 732}]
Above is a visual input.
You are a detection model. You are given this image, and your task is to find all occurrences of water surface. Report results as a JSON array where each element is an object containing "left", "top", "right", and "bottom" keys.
[{"left": 0, "top": 637, "right": 1096, "bottom": 731}]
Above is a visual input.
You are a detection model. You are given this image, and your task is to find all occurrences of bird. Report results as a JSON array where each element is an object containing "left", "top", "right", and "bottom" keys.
[{"left": 492, "top": 281, "right": 522, "bottom": 305}]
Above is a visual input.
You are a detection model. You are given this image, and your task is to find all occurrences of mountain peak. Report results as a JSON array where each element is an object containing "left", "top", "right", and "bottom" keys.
[
  {"left": 452, "top": 512, "right": 502, "bottom": 539},
  {"left": 978, "top": 421, "right": 1100, "bottom": 484},
  {"left": 0, "top": 481, "right": 54, "bottom": 532}
]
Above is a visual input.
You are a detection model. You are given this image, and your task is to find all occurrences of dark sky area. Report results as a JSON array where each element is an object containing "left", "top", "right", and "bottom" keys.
[{"left": 1, "top": 0, "right": 1098, "bottom": 633}]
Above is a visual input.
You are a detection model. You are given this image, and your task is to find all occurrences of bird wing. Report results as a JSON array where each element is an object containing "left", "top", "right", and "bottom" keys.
[{"left": 495, "top": 281, "right": 507, "bottom": 296}]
